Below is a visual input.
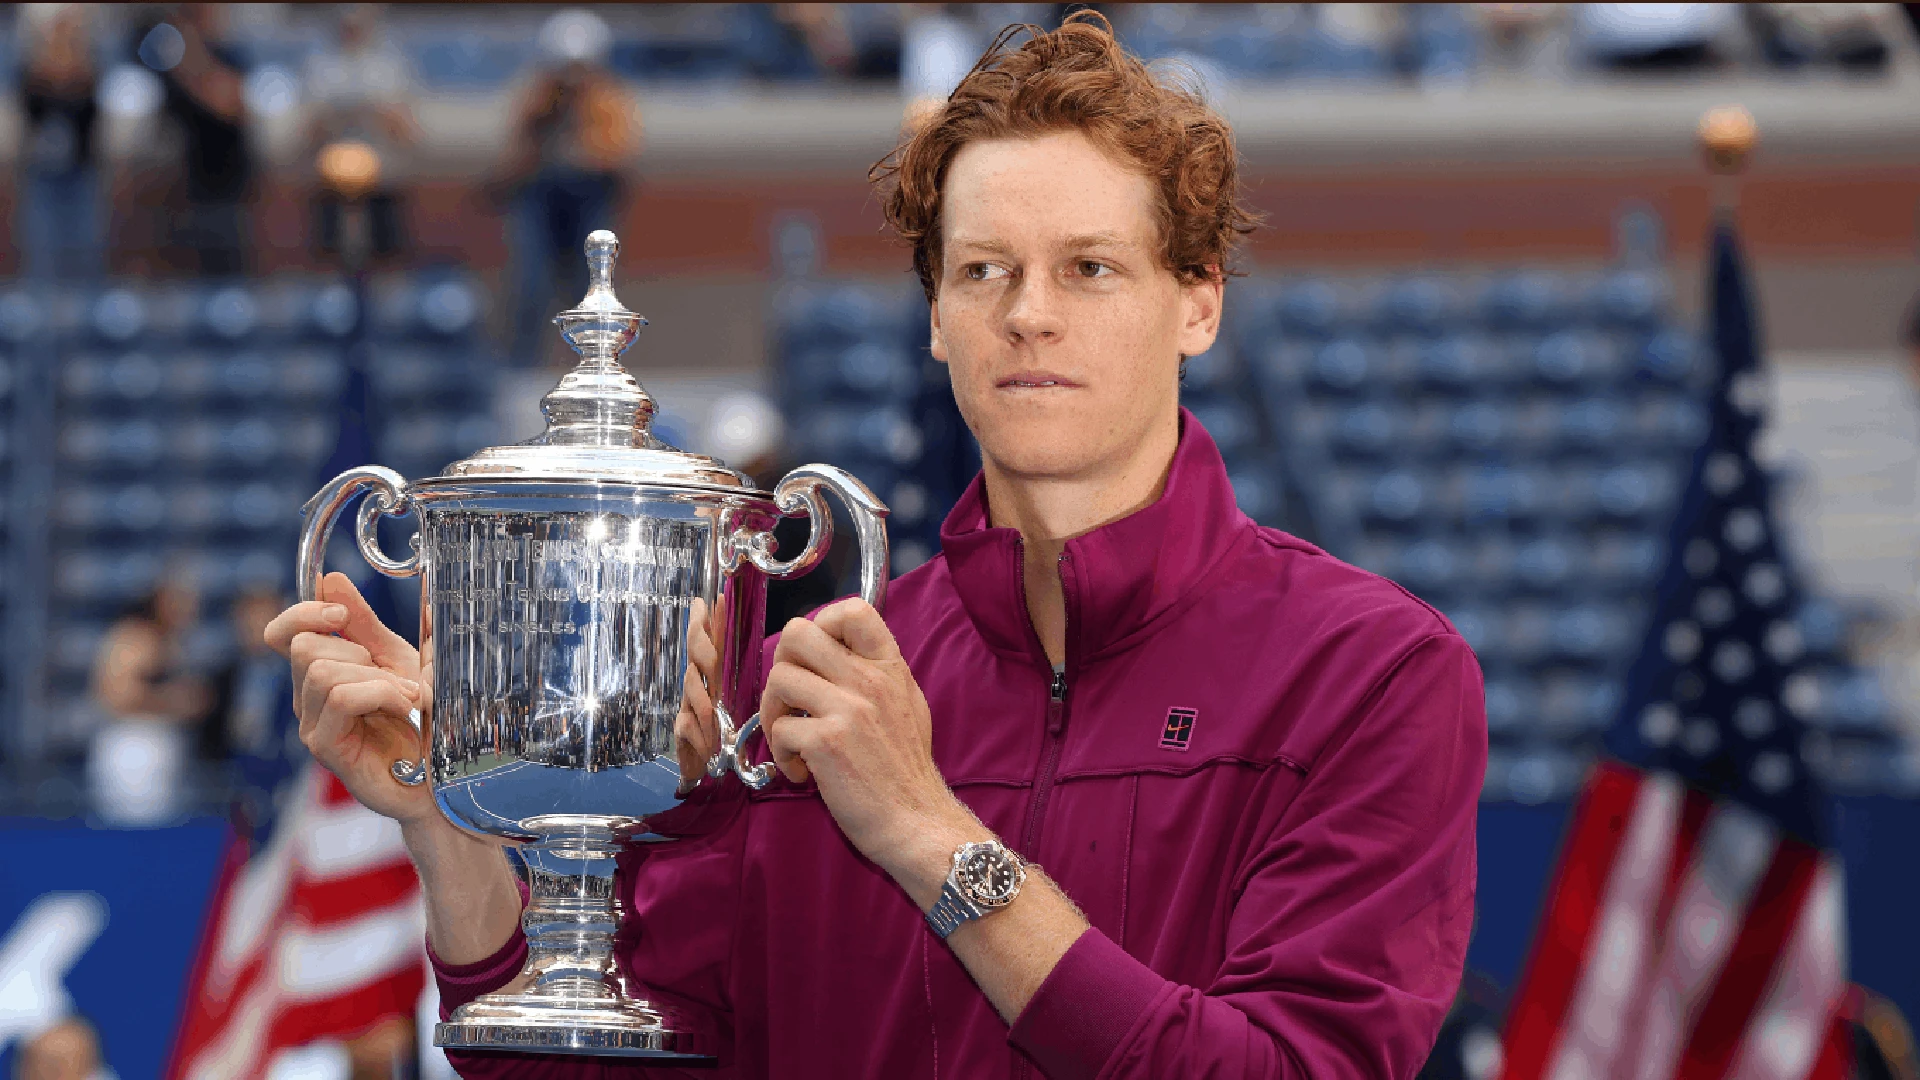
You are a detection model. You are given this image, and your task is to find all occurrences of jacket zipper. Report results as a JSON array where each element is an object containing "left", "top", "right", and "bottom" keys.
[{"left": 1019, "top": 551, "right": 1072, "bottom": 859}]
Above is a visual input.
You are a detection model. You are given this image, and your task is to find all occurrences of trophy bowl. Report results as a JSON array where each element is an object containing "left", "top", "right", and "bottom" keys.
[{"left": 296, "top": 231, "right": 888, "bottom": 1057}]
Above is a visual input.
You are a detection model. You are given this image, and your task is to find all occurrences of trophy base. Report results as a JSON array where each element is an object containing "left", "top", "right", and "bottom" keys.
[{"left": 435, "top": 991, "right": 717, "bottom": 1060}]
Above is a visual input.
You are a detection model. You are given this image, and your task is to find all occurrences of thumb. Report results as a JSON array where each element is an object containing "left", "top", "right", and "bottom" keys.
[{"left": 320, "top": 571, "right": 416, "bottom": 671}]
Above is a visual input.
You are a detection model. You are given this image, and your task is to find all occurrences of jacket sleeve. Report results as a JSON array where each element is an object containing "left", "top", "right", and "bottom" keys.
[
  {"left": 1008, "top": 632, "right": 1487, "bottom": 1080},
  {"left": 431, "top": 781, "right": 751, "bottom": 1080}
]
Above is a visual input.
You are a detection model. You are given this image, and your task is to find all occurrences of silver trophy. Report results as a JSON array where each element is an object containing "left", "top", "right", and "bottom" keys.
[{"left": 296, "top": 231, "right": 889, "bottom": 1057}]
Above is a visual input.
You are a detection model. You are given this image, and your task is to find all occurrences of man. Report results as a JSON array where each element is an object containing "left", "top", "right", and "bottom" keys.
[{"left": 269, "top": 15, "right": 1485, "bottom": 1078}]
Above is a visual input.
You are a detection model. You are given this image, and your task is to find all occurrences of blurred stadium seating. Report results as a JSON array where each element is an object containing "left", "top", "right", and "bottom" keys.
[{"left": 2, "top": 270, "right": 495, "bottom": 806}]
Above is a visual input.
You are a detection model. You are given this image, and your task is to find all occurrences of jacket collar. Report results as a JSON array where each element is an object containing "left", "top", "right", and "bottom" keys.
[{"left": 937, "top": 408, "right": 1253, "bottom": 670}]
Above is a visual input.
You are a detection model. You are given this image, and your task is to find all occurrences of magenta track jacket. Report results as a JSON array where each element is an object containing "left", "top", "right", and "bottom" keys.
[{"left": 434, "top": 410, "right": 1488, "bottom": 1079}]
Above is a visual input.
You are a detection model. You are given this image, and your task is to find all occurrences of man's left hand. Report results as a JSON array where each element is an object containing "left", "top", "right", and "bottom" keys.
[{"left": 759, "top": 599, "right": 973, "bottom": 879}]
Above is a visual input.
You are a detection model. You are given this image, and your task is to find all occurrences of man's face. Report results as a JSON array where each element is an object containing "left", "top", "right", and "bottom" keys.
[{"left": 930, "top": 131, "right": 1222, "bottom": 484}]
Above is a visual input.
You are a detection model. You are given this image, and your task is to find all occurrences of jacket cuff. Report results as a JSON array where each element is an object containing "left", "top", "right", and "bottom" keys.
[
  {"left": 1008, "top": 928, "right": 1168, "bottom": 1080},
  {"left": 428, "top": 929, "right": 528, "bottom": 1018}
]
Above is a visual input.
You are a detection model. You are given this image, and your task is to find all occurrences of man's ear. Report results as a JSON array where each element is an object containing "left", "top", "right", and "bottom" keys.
[
  {"left": 1177, "top": 276, "right": 1224, "bottom": 358},
  {"left": 929, "top": 297, "right": 949, "bottom": 364}
]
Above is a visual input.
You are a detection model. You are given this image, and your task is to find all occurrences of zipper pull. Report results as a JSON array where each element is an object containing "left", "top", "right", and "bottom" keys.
[{"left": 1050, "top": 670, "right": 1067, "bottom": 702}]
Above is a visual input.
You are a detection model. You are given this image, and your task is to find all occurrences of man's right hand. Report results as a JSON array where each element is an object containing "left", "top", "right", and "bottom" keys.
[{"left": 264, "top": 572, "right": 434, "bottom": 826}]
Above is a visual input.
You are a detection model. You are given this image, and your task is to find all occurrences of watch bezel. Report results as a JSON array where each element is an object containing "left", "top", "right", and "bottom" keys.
[{"left": 951, "top": 841, "right": 1025, "bottom": 910}]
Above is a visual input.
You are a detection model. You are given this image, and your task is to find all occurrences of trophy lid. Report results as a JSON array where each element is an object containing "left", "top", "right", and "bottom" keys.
[{"left": 430, "top": 231, "right": 757, "bottom": 492}]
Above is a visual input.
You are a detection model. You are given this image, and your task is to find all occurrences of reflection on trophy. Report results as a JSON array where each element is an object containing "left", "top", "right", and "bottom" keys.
[{"left": 295, "top": 231, "right": 890, "bottom": 1056}]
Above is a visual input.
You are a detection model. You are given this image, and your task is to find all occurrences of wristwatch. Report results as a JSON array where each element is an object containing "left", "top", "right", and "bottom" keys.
[{"left": 926, "top": 839, "right": 1026, "bottom": 939}]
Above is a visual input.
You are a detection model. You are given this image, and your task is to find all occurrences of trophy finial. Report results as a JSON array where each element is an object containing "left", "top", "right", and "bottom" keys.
[
  {"left": 539, "top": 230, "right": 657, "bottom": 446},
  {"left": 553, "top": 229, "right": 647, "bottom": 362}
]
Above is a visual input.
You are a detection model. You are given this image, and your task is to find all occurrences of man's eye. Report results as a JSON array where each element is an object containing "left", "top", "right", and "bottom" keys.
[
  {"left": 965, "top": 263, "right": 1009, "bottom": 281},
  {"left": 1076, "top": 261, "right": 1113, "bottom": 278}
]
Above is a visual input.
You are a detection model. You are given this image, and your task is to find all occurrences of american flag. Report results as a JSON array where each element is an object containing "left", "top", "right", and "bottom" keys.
[
  {"left": 166, "top": 294, "right": 425, "bottom": 1078},
  {"left": 1497, "top": 218, "right": 1852, "bottom": 1080}
]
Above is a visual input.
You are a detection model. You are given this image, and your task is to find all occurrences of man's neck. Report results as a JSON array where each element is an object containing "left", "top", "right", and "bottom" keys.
[{"left": 983, "top": 413, "right": 1180, "bottom": 666}]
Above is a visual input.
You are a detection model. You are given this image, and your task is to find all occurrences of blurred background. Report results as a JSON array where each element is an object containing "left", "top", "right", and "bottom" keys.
[{"left": 0, "top": 3, "right": 1917, "bottom": 1079}]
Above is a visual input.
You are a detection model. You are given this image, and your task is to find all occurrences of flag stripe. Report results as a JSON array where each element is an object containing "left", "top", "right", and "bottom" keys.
[
  {"left": 293, "top": 863, "right": 421, "bottom": 928},
  {"left": 1723, "top": 859, "right": 1847, "bottom": 1080},
  {"left": 1677, "top": 844, "right": 1822, "bottom": 1080},
  {"left": 1545, "top": 773, "right": 1684, "bottom": 1080},
  {"left": 1500, "top": 762, "right": 1645, "bottom": 1080}
]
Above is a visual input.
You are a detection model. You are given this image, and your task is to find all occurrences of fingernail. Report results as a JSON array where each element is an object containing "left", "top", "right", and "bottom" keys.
[{"left": 323, "top": 605, "right": 348, "bottom": 624}]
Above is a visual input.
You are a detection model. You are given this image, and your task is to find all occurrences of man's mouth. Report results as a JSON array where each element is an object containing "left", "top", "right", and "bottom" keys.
[{"left": 997, "top": 372, "right": 1079, "bottom": 389}]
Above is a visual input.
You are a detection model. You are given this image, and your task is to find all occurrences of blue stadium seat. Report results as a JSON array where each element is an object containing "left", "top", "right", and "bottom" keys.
[
  {"left": 1514, "top": 535, "right": 1576, "bottom": 592},
  {"left": 1591, "top": 269, "right": 1670, "bottom": 329},
  {"left": 1363, "top": 468, "right": 1428, "bottom": 527},
  {"left": 215, "top": 355, "right": 276, "bottom": 401},
  {"left": 1277, "top": 280, "right": 1343, "bottom": 339},
  {"left": 0, "top": 290, "right": 44, "bottom": 344},
  {"left": 1550, "top": 603, "right": 1632, "bottom": 661},
  {"left": 1591, "top": 461, "right": 1679, "bottom": 519},
  {"left": 1187, "top": 399, "right": 1260, "bottom": 459},
  {"left": 227, "top": 483, "right": 300, "bottom": 531},
  {"left": 1374, "top": 276, "right": 1456, "bottom": 335},
  {"left": 1480, "top": 272, "right": 1566, "bottom": 329},
  {"left": 202, "top": 286, "right": 261, "bottom": 342},
  {"left": 89, "top": 288, "right": 147, "bottom": 344},
  {"left": 1413, "top": 335, "right": 1491, "bottom": 391},
  {"left": 1446, "top": 400, "right": 1508, "bottom": 455},
  {"left": 1633, "top": 392, "right": 1709, "bottom": 449},
  {"left": 1591, "top": 531, "right": 1663, "bottom": 589},
  {"left": 59, "top": 420, "right": 163, "bottom": 471},
  {"left": 1635, "top": 329, "right": 1702, "bottom": 384},
  {"left": 1481, "top": 674, "right": 1529, "bottom": 735},
  {"left": 1556, "top": 396, "right": 1629, "bottom": 452},
  {"left": 309, "top": 283, "right": 359, "bottom": 340},
  {"left": 278, "top": 348, "right": 347, "bottom": 403},
  {"left": 1308, "top": 339, "right": 1376, "bottom": 395},
  {"left": 1456, "top": 464, "right": 1547, "bottom": 523},
  {"left": 1532, "top": 330, "right": 1622, "bottom": 386},
  {"left": 1330, "top": 401, "right": 1401, "bottom": 458},
  {"left": 1394, "top": 536, "right": 1463, "bottom": 595}
]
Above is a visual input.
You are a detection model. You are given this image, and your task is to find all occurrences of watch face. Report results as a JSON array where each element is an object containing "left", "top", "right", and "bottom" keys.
[{"left": 959, "top": 845, "right": 1021, "bottom": 906}]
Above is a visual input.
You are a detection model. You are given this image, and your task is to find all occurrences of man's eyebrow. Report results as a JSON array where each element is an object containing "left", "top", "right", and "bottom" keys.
[
  {"left": 1061, "top": 232, "right": 1134, "bottom": 250},
  {"left": 946, "top": 236, "right": 1015, "bottom": 256},
  {"left": 947, "top": 232, "right": 1138, "bottom": 254}
]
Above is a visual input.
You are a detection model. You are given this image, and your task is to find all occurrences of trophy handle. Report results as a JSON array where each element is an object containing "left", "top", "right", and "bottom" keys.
[
  {"left": 717, "top": 464, "right": 891, "bottom": 789},
  {"left": 298, "top": 466, "right": 429, "bottom": 787}
]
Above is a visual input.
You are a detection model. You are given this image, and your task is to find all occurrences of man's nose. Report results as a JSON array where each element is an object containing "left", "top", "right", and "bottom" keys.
[{"left": 1003, "top": 275, "right": 1064, "bottom": 346}]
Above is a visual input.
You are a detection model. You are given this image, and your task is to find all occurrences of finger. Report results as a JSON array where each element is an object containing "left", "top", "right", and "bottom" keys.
[
  {"left": 309, "top": 680, "right": 423, "bottom": 768},
  {"left": 677, "top": 664, "right": 717, "bottom": 755},
  {"left": 320, "top": 572, "right": 417, "bottom": 672},
  {"left": 687, "top": 599, "right": 719, "bottom": 687},
  {"left": 289, "top": 632, "right": 373, "bottom": 685},
  {"left": 812, "top": 598, "right": 900, "bottom": 663},
  {"left": 760, "top": 661, "right": 848, "bottom": 784},
  {"left": 299, "top": 659, "right": 421, "bottom": 739},
  {"left": 265, "top": 600, "right": 349, "bottom": 656},
  {"left": 771, "top": 616, "right": 864, "bottom": 686}
]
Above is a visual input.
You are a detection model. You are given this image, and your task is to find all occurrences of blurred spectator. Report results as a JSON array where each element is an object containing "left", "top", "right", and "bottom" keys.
[
  {"left": 705, "top": 390, "right": 839, "bottom": 631},
  {"left": 86, "top": 581, "right": 213, "bottom": 825},
  {"left": 901, "top": 7, "right": 986, "bottom": 125},
  {"left": 305, "top": 4, "right": 417, "bottom": 261},
  {"left": 496, "top": 8, "right": 640, "bottom": 366},
  {"left": 17, "top": 4, "right": 103, "bottom": 282},
  {"left": 206, "top": 585, "right": 291, "bottom": 765},
  {"left": 140, "top": 3, "right": 253, "bottom": 275},
  {"left": 1850, "top": 983, "right": 1920, "bottom": 1080},
  {"left": 12, "top": 1015, "right": 106, "bottom": 1080}
]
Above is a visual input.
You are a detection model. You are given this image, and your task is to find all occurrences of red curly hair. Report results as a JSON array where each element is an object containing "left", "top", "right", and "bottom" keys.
[{"left": 872, "top": 11, "right": 1260, "bottom": 304}]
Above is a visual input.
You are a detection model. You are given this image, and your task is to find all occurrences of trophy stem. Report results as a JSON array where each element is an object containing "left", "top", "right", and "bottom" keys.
[
  {"left": 521, "top": 842, "right": 625, "bottom": 997},
  {"left": 434, "top": 834, "right": 716, "bottom": 1058}
]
